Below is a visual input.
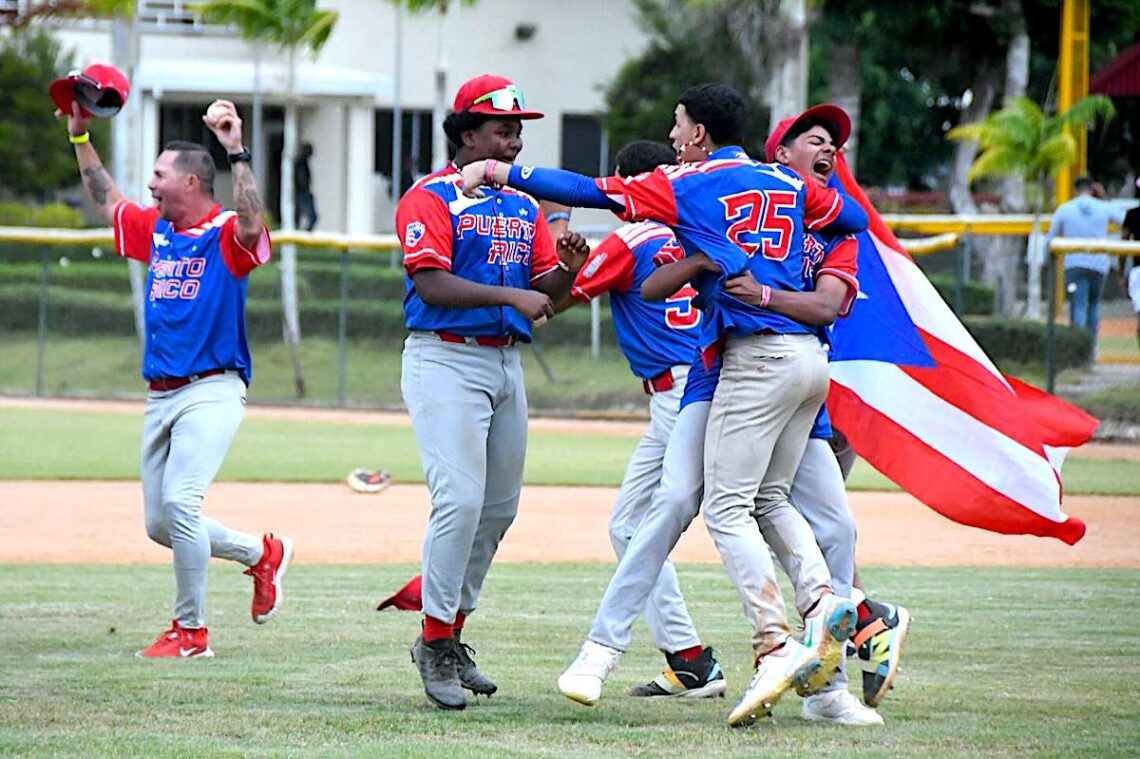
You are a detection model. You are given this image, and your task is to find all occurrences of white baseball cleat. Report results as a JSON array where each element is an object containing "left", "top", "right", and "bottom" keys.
[
  {"left": 558, "top": 640, "right": 621, "bottom": 706},
  {"left": 728, "top": 638, "right": 820, "bottom": 727},
  {"left": 802, "top": 689, "right": 885, "bottom": 726}
]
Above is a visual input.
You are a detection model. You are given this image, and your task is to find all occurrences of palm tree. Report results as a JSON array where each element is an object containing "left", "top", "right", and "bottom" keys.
[
  {"left": 947, "top": 94, "right": 1114, "bottom": 319},
  {"left": 196, "top": 0, "right": 338, "bottom": 399},
  {"left": 394, "top": 0, "right": 477, "bottom": 171}
]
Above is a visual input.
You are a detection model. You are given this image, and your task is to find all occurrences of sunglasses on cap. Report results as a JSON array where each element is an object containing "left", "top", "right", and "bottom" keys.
[{"left": 473, "top": 84, "right": 527, "bottom": 112}]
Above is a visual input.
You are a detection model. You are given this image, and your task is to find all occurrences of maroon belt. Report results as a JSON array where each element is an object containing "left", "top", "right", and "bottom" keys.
[
  {"left": 435, "top": 331, "right": 517, "bottom": 347},
  {"left": 642, "top": 368, "right": 675, "bottom": 396},
  {"left": 148, "top": 368, "right": 227, "bottom": 392}
]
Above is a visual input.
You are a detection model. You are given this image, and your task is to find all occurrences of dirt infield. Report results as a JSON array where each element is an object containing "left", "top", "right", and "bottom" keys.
[
  {"left": 3, "top": 396, "right": 1138, "bottom": 568},
  {"left": 3, "top": 480, "right": 1137, "bottom": 568}
]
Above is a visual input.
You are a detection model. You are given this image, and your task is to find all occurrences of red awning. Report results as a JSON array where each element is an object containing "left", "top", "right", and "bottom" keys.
[{"left": 1091, "top": 42, "right": 1140, "bottom": 97}]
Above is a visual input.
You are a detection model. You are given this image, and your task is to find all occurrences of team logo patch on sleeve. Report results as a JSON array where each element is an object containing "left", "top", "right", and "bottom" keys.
[
  {"left": 582, "top": 253, "right": 607, "bottom": 278},
  {"left": 404, "top": 221, "right": 426, "bottom": 248}
]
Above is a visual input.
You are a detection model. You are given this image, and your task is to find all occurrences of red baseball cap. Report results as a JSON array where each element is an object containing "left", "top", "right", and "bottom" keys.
[
  {"left": 50, "top": 63, "right": 130, "bottom": 119},
  {"left": 452, "top": 74, "right": 543, "bottom": 120},
  {"left": 764, "top": 103, "right": 850, "bottom": 162}
]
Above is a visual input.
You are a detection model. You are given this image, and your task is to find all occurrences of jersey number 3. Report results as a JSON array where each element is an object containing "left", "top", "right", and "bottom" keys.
[
  {"left": 721, "top": 190, "right": 797, "bottom": 261},
  {"left": 665, "top": 284, "right": 700, "bottom": 330}
]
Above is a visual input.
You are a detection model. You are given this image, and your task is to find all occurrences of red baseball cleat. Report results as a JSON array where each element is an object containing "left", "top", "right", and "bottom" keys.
[
  {"left": 135, "top": 620, "right": 213, "bottom": 658},
  {"left": 246, "top": 533, "right": 293, "bottom": 624}
]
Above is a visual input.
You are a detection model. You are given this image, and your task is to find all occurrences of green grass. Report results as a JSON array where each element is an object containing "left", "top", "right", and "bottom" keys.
[
  {"left": 2, "top": 405, "right": 1140, "bottom": 495},
  {"left": 0, "top": 564, "right": 1137, "bottom": 757},
  {"left": 0, "top": 333, "right": 648, "bottom": 411}
]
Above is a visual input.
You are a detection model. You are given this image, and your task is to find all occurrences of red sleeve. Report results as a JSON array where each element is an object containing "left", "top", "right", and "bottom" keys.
[
  {"left": 219, "top": 214, "right": 272, "bottom": 279},
  {"left": 596, "top": 167, "right": 679, "bottom": 225},
  {"left": 529, "top": 207, "right": 561, "bottom": 284},
  {"left": 396, "top": 189, "right": 454, "bottom": 274},
  {"left": 817, "top": 236, "right": 859, "bottom": 317},
  {"left": 112, "top": 201, "right": 160, "bottom": 263},
  {"left": 802, "top": 180, "right": 843, "bottom": 231},
  {"left": 570, "top": 233, "right": 636, "bottom": 302}
]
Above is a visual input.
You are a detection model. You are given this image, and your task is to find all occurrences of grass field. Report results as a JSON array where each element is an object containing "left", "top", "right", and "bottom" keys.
[
  {"left": 0, "top": 563, "right": 1137, "bottom": 757},
  {"left": 3, "top": 406, "right": 1140, "bottom": 495}
]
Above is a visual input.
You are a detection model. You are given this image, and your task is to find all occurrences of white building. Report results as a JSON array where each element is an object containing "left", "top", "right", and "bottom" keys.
[{"left": 35, "top": 0, "right": 652, "bottom": 234}]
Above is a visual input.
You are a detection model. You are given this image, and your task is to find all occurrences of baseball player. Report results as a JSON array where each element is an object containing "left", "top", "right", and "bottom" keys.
[
  {"left": 462, "top": 83, "right": 870, "bottom": 727},
  {"left": 554, "top": 139, "right": 725, "bottom": 701},
  {"left": 58, "top": 97, "right": 291, "bottom": 658},
  {"left": 1121, "top": 197, "right": 1140, "bottom": 352},
  {"left": 395, "top": 74, "right": 589, "bottom": 711}
]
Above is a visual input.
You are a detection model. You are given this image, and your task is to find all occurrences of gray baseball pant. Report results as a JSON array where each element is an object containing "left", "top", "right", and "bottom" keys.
[
  {"left": 703, "top": 333, "right": 833, "bottom": 657},
  {"left": 401, "top": 332, "right": 527, "bottom": 623},
  {"left": 596, "top": 365, "right": 701, "bottom": 654},
  {"left": 141, "top": 372, "right": 263, "bottom": 630}
]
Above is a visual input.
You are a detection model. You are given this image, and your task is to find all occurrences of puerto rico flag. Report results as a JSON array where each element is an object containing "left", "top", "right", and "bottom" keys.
[{"left": 826, "top": 154, "right": 1097, "bottom": 545}]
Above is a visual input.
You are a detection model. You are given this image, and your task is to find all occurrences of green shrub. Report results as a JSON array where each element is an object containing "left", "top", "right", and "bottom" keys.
[
  {"left": 962, "top": 316, "right": 1092, "bottom": 370},
  {"left": 0, "top": 202, "right": 84, "bottom": 228},
  {"left": 926, "top": 273, "right": 994, "bottom": 315},
  {"left": 1078, "top": 384, "right": 1140, "bottom": 425}
]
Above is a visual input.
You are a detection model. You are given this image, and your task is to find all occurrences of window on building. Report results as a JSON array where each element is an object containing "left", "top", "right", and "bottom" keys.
[
  {"left": 561, "top": 114, "right": 606, "bottom": 176},
  {"left": 375, "top": 109, "right": 434, "bottom": 197}
]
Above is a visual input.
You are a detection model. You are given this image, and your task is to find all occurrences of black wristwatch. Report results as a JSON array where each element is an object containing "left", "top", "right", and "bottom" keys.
[{"left": 227, "top": 147, "right": 252, "bottom": 164}]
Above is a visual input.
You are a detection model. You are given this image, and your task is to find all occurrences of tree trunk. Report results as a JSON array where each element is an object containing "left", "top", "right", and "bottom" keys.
[
  {"left": 110, "top": 16, "right": 146, "bottom": 349},
  {"left": 279, "top": 49, "right": 306, "bottom": 398},
  {"left": 765, "top": 0, "right": 807, "bottom": 133},
  {"left": 828, "top": 41, "right": 861, "bottom": 173},
  {"left": 1001, "top": 0, "right": 1038, "bottom": 318},
  {"left": 431, "top": 8, "right": 448, "bottom": 171},
  {"left": 949, "top": 72, "right": 1007, "bottom": 313}
]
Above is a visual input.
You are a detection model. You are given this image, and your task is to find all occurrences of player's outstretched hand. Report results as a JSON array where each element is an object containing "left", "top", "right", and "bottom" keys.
[
  {"left": 56, "top": 102, "right": 92, "bottom": 140},
  {"left": 460, "top": 160, "right": 488, "bottom": 197},
  {"left": 510, "top": 289, "right": 555, "bottom": 322},
  {"left": 557, "top": 231, "right": 590, "bottom": 273},
  {"left": 202, "top": 100, "right": 243, "bottom": 154},
  {"left": 724, "top": 270, "right": 766, "bottom": 306}
]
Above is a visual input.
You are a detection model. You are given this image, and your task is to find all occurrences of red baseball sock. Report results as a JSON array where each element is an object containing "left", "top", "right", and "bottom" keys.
[
  {"left": 453, "top": 611, "right": 467, "bottom": 633},
  {"left": 856, "top": 599, "right": 873, "bottom": 626},
  {"left": 422, "top": 615, "right": 452, "bottom": 642},
  {"left": 672, "top": 645, "right": 704, "bottom": 662}
]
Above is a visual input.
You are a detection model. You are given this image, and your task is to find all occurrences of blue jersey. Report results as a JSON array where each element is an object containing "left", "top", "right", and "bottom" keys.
[
  {"left": 594, "top": 146, "right": 867, "bottom": 340},
  {"left": 113, "top": 201, "right": 271, "bottom": 384},
  {"left": 571, "top": 221, "right": 699, "bottom": 380},
  {"left": 396, "top": 163, "right": 561, "bottom": 342},
  {"left": 678, "top": 228, "right": 860, "bottom": 440}
]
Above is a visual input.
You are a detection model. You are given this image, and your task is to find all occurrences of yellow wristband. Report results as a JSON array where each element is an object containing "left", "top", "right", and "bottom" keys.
[{"left": 69, "top": 132, "right": 90, "bottom": 145}]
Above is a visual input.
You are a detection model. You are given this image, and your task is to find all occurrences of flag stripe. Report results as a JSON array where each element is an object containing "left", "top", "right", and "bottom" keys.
[
  {"left": 830, "top": 360, "right": 1064, "bottom": 516},
  {"left": 827, "top": 381, "right": 1087, "bottom": 545}
]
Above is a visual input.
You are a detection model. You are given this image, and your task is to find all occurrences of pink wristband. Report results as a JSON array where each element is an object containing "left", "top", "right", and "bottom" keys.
[
  {"left": 760, "top": 284, "right": 771, "bottom": 308},
  {"left": 484, "top": 159, "right": 499, "bottom": 186}
]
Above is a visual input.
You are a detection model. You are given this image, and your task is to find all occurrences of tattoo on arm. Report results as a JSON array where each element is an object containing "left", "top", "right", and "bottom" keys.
[
  {"left": 231, "top": 162, "right": 265, "bottom": 243},
  {"left": 82, "top": 166, "right": 113, "bottom": 206}
]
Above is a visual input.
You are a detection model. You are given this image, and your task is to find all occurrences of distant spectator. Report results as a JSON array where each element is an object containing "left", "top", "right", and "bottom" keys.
[
  {"left": 1045, "top": 175, "right": 1126, "bottom": 357},
  {"left": 1120, "top": 183, "right": 1140, "bottom": 352},
  {"left": 294, "top": 142, "right": 317, "bottom": 231}
]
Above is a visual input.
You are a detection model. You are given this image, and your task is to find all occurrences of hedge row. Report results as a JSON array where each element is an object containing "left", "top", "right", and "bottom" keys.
[
  {"left": 925, "top": 273, "right": 994, "bottom": 316},
  {"left": 0, "top": 284, "right": 617, "bottom": 346},
  {"left": 963, "top": 316, "right": 1092, "bottom": 369}
]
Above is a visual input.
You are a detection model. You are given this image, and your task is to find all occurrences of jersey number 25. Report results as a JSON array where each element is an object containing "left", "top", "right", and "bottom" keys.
[{"left": 721, "top": 190, "right": 797, "bottom": 261}]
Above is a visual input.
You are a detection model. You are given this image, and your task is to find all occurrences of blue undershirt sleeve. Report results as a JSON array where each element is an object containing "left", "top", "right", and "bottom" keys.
[
  {"left": 822, "top": 196, "right": 868, "bottom": 236},
  {"left": 507, "top": 165, "right": 622, "bottom": 212}
]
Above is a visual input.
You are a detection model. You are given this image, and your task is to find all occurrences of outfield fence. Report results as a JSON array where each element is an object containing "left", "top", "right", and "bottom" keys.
[{"left": 0, "top": 219, "right": 1134, "bottom": 404}]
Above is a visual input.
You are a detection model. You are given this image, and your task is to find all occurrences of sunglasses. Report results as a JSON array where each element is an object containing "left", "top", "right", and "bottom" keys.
[{"left": 472, "top": 84, "right": 526, "bottom": 112}]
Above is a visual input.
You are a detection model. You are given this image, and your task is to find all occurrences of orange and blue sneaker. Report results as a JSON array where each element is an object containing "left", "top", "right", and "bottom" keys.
[
  {"left": 727, "top": 638, "right": 819, "bottom": 727},
  {"left": 629, "top": 646, "right": 727, "bottom": 699},
  {"left": 854, "top": 600, "right": 911, "bottom": 707},
  {"left": 246, "top": 533, "right": 293, "bottom": 624},
  {"left": 796, "top": 593, "right": 858, "bottom": 696},
  {"left": 135, "top": 620, "right": 213, "bottom": 659}
]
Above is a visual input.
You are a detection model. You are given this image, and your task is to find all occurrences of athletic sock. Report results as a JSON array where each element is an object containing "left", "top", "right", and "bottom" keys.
[
  {"left": 856, "top": 600, "right": 873, "bottom": 627},
  {"left": 423, "top": 615, "right": 453, "bottom": 642},
  {"left": 453, "top": 611, "right": 466, "bottom": 633},
  {"left": 672, "top": 645, "right": 704, "bottom": 662}
]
